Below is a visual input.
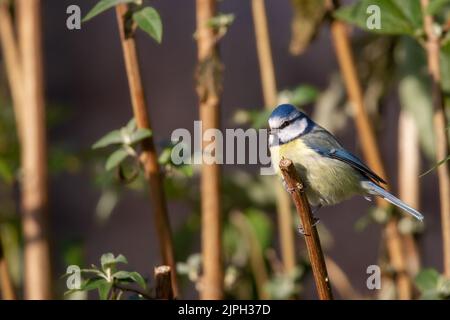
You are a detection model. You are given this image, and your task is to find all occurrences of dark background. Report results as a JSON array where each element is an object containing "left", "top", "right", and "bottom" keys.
[{"left": 40, "top": 0, "right": 442, "bottom": 298}]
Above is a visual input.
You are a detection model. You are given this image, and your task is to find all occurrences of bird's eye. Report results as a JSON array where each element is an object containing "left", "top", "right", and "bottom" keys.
[{"left": 279, "top": 121, "right": 289, "bottom": 129}]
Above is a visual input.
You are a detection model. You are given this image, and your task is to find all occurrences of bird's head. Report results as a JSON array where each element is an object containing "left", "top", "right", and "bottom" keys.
[{"left": 268, "top": 104, "right": 313, "bottom": 146}]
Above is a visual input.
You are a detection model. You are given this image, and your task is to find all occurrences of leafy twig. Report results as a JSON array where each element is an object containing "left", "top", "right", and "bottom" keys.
[
  {"left": 421, "top": 0, "right": 450, "bottom": 278},
  {"left": 328, "top": 0, "right": 412, "bottom": 299},
  {"left": 114, "top": 4, "right": 178, "bottom": 295}
]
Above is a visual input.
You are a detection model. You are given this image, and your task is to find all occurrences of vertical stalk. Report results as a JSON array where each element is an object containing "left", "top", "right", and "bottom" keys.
[
  {"left": 195, "top": 0, "right": 223, "bottom": 299},
  {"left": 115, "top": 4, "right": 178, "bottom": 296},
  {"left": 17, "top": 0, "right": 52, "bottom": 299},
  {"left": 0, "top": 2, "right": 23, "bottom": 140},
  {"left": 398, "top": 111, "right": 421, "bottom": 276},
  {"left": 251, "top": 0, "right": 297, "bottom": 273},
  {"left": 421, "top": 0, "right": 450, "bottom": 278},
  {"left": 279, "top": 158, "right": 333, "bottom": 300},
  {"left": 0, "top": 234, "right": 15, "bottom": 300},
  {"left": 329, "top": 17, "right": 411, "bottom": 299},
  {"left": 154, "top": 266, "right": 174, "bottom": 299}
]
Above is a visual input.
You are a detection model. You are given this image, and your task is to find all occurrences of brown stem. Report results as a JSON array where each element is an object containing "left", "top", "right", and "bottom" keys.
[
  {"left": 115, "top": 4, "right": 178, "bottom": 296},
  {"left": 154, "top": 265, "right": 174, "bottom": 299},
  {"left": 0, "top": 234, "right": 16, "bottom": 300},
  {"left": 279, "top": 158, "right": 333, "bottom": 300},
  {"left": 195, "top": 0, "right": 224, "bottom": 300},
  {"left": 398, "top": 111, "right": 421, "bottom": 277},
  {"left": 113, "top": 283, "right": 153, "bottom": 300},
  {"left": 251, "top": 0, "right": 297, "bottom": 274},
  {"left": 329, "top": 14, "right": 411, "bottom": 299},
  {"left": 0, "top": 2, "right": 23, "bottom": 141},
  {"left": 17, "top": 0, "right": 52, "bottom": 299},
  {"left": 421, "top": 0, "right": 450, "bottom": 278}
]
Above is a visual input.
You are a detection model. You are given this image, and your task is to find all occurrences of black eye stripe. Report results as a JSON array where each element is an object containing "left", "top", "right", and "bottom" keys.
[
  {"left": 279, "top": 121, "right": 290, "bottom": 129},
  {"left": 277, "top": 114, "right": 303, "bottom": 129}
]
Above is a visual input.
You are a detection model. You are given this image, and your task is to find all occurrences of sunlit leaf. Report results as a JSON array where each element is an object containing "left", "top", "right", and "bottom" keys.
[
  {"left": 415, "top": 268, "right": 440, "bottom": 292},
  {"left": 101, "top": 253, "right": 128, "bottom": 270},
  {"left": 83, "top": 0, "right": 139, "bottom": 22},
  {"left": 129, "top": 128, "right": 152, "bottom": 145},
  {"left": 126, "top": 118, "right": 137, "bottom": 132},
  {"left": 427, "top": 0, "right": 450, "bottom": 14},
  {"left": 334, "top": 0, "right": 422, "bottom": 35},
  {"left": 133, "top": 7, "right": 163, "bottom": 43},
  {"left": 92, "top": 130, "right": 123, "bottom": 149},
  {"left": 280, "top": 84, "right": 319, "bottom": 107},
  {"left": 105, "top": 148, "right": 129, "bottom": 171},
  {"left": 207, "top": 13, "right": 235, "bottom": 29}
]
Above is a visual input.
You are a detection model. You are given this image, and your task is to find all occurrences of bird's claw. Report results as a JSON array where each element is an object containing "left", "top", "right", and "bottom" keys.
[{"left": 285, "top": 182, "right": 302, "bottom": 194}]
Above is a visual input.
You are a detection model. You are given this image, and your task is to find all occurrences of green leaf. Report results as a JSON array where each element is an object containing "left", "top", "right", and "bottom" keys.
[
  {"left": 427, "top": 0, "right": 450, "bottom": 14},
  {"left": 132, "top": 7, "right": 163, "bottom": 43},
  {"left": 128, "top": 271, "right": 146, "bottom": 289},
  {"left": 420, "top": 155, "right": 450, "bottom": 177},
  {"left": 98, "top": 281, "right": 112, "bottom": 300},
  {"left": 177, "top": 164, "right": 193, "bottom": 177},
  {"left": 334, "top": 0, "right": 422, "bottom": 35},
  {"left": 92, "top": 130, "right": 123, "bottom": 149},
  {"left": 415, "top": 268, "right": 441, "bottom": 292},
  {"left": 129, "top": 128, "right": 152, "bottom": 145},
  {"left": 126, "top": 118, "right": 137, "bottom": 132},
  {"left": 0, "top": 158, "right": 13, "bottom": 184},
  {"left": 101, "top": 253, "right": 128, "bottom": 270},
  {"left": 245, "top": 208, "right": 272, "bottom": 250},
  {"left": 83, "top": 0, "right": 138, "bottom": 22},
  {"left": 105, "top": 148, "right": 129, "bottom": 171},
  {"left": 207, "top": 13, "right": 235, "bottom": 29},
  {"left": 287, "top": 85, "right": 319, "bottom": 107},
  {"left": 83, "top": 277, "right": 108, "bottom": 291}
]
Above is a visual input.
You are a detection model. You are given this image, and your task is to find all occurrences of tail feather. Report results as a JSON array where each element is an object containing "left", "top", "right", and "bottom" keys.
[{"left": 361, "top": 181, "right": 424, "bottom": 221}]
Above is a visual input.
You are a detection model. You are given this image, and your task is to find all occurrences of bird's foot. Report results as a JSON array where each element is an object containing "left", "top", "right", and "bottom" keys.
[
  {"left": 297, "top": 216, "right": 320, "bottom": 235},
  {"left": 282, "top": 179, "right": 303, "bottom": 194},
  {"left": 311, "top": 204, "right": 323, "bottom": 215}
]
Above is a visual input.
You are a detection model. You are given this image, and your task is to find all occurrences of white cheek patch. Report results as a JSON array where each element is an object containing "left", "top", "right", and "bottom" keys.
[
  {"left": 278, "top": 118, "right": 308, "bottom": 143},
  {"left": 292, "top": 117, "right": 308, "bottom": 134}
]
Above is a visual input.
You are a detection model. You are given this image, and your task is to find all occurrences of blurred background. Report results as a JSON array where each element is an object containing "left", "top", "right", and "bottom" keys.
[{"left": 0, "top": 0, "right": 448, "bottom": 300}]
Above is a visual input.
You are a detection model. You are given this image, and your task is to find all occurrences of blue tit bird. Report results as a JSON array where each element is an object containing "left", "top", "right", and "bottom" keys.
[{"left": 268, "top": 104, "right": 424, "bottom": 221}]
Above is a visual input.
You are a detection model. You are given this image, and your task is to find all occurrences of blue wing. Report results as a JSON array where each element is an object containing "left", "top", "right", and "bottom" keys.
[
  {"left": 314, "top": 147, "right": 386, "bottom": 185},
  {"left": 303, "top": 127, "right": 387, "bottom": 185}
]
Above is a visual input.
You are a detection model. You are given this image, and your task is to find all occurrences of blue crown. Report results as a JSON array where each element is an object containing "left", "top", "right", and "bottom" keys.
[{"left": 269, "top": 104, "right": 298, "bottom": 120}]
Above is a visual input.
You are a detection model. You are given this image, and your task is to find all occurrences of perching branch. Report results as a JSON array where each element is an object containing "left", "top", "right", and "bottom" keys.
[
  {"left": 279, "top": 158, "right": 333, "bottom": 300},
  {"left": 115, "top": 4, "right": 178, "bottom": 296},
  {"left": 17, "top": 0, "right": 52, "bottom": 299},
  {"left": 421, "top": 0, "right": 450, "bottom": 278},
  {"left": 154, "top": 265, "right": 174, "bottom": 299},
  {"left": 195, "top": 0, "right": 224, "bottom": 300},
  {"left": 328, "top": 2, "right": 411, "bottom": 299},
  {"left": 251, "top": 0, "right": 297, "bottom": 274}
]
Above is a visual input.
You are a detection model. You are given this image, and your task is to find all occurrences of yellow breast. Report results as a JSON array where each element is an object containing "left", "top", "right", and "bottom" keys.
[{"left": 270, "top": 139, "right": 362, "bottom": 206}]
